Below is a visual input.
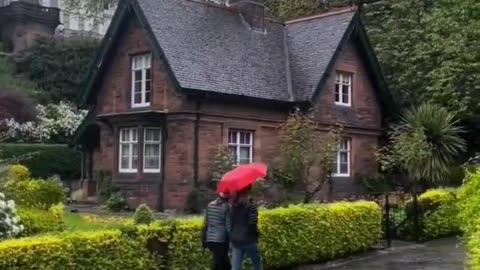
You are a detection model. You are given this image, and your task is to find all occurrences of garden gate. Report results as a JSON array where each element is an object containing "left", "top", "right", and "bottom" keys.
[{"left": 376, "top": 191, "right": 423, "bottom": 248}]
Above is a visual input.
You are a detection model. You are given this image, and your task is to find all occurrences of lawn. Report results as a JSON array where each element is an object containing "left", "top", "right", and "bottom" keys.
[{"left": 64, "top": 212, "right": 131, "bottom": 232}]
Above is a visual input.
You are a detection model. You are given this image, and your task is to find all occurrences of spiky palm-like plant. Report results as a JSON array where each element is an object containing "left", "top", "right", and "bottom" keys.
[{"left": 386, "top": 103, "right": 466, "bottom": 185}]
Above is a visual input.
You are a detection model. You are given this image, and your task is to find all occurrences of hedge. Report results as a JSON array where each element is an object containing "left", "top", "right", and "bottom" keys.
[
  {"left": 458, "top": 169, "right": 480, "bottom": 269},
  {"left": 0, "top": 144, "right": 81, "bottom": 180},
  {"left": 419, "top": 189, "right": 461, "bottom": 240},
  {"left": 17, "top": 205, "right": 65, "bottom": 236},
  {"left": 0, "top": 201, "right": 382, "bottom": 269}
]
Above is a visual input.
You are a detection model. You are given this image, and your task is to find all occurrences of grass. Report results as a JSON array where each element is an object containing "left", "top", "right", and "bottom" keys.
[{"left": 64, "top": 212, "right": 131, "bottom": 232}]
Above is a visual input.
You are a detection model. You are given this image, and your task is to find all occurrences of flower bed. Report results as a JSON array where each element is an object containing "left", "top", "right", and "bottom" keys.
[{"left": 0, "top": 201, "right": 382, "bottom": 270}]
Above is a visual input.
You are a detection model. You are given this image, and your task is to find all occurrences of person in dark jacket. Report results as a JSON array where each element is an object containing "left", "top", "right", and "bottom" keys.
[
  {"left": 202, "top": 193, "right": 231, "bottom": 270},
  {"left": 229, "top": 186, "right": 262, "bottom": 270}
]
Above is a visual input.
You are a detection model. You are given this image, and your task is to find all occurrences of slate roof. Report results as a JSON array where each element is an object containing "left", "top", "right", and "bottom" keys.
[{"left": 84, "top": 0, "right": 388, "bottom": 105}]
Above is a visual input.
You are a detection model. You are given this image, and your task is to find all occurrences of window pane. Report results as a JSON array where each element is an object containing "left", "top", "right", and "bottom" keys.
[
  {"left": 133, "top": 57, "right": 142, "bottom": 69},
  {"left": 145, "top": 129, "right": 160, "bottom": 141},
  {"left": 145, "top": 144, "right": 160, "bottom": 156},
  {"left": 228, "top": 146, "right": 237, "bottom": 158},
  {"left": 145, "top": 90, "right": 151, "bottom": 103},
  {"left": 131, "top": 129, "right": 138, "bottom": 142},
  {"left": 342, "top": 74, "right": 351, "bottom": 85},
  {"left": 120, "top": 157, "right": 129, "bottom": 169},
  {"left": 342, "top": 93, "right": 349, "bottom": 104},
  {"left": 145, "top": 157, "right": 160, "bottom": 169},
  {"left": 121, "top": 144, "right": 129, "bottom": 157},
  {"left": 342, "top": 85, "right": 349, "bottom": 95},
  {"left": 145, "top": 55, "right": 151, "bottom": 68},
  {"left": 340, "top": 152, "right": 348, "bottom": 163},
  {"left": 228, "top": 132, "right": 237, "bottom": 144},
  {"left": 239, "top": 158, "right": 250, "bottom": 164},
  {"left": 146, "top": 68, "right": 152, "bottom": 80},
  {"left": 340, "top": 140, "right": 348, "bottom": 150},
  {"left": 335, "top": 74, "right": 341, "bottom": 83},
  {"left": 240, "top": 147, "right": 250, "bottom": 160},
  {"left": 134, "top": 92, "right": 142, "bottom": 104},
  {"left": 340, "top": 163, "right": 348, "bottom": 174},
  {"left": 335, "top": 84, "right": 340, "bottom": 102},
  {"left": 145, "top": 79, "right": 151, "bottom": 91}
]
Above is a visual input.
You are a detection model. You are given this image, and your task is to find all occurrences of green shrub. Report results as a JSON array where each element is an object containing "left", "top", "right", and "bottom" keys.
[
  {"left": 0, "top": 144, "right": 81, "bottom": 180},
  {"left": 133, "top": 204, "right": 155, "bottom": 225},
  {"left": 419, "top": 189, "right": 460, "bottom": 240},
  {"left": 4, "top": 177, "right": 66, "bottom": 210},
  {"left": 0, "top": 231, "right": 157, "bottom": 270},
  {"left": 0, "top": 201, "right": 382, "bottom": 269},
  {"left": 106, "top": 192, "right": 128, "bottom": 212},
  {"left": 7, "top": 165, "right": 31, "bottom": 181},
  {"left": 18, "top": 204, "right": 65, "bottom": 236},
  {"left": 458, "top": 169, "right": 480, "bottom": 268}
]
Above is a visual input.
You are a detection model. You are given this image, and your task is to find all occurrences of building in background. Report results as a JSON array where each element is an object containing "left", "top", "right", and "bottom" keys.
[
  {"left": 57, "top": 0, "right": 115, "bottom": 38},
  {"left": 0, "top": 0, "right": 113, "bottom": 53}
]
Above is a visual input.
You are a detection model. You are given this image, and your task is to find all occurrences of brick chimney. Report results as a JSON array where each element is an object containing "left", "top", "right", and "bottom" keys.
[{"left": 226, "top": 0, "right": 266, "bottom": 33}]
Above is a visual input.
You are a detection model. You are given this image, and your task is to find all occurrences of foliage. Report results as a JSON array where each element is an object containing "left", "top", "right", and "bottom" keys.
[
  {"left": 418, "top": 189, "right": 460, "bottom": 240},
  {"left": 0, "top": 200, "right": 381, "bottom": 269},
  {"left": 378, "top": 104, "right": 465, "bottom": 186},
  {"left": 211, "top": 145, "right": 235, "bottom": 183},
  {"left": 0, "top": 55, "right": 37, "bottom": 98},
  {"left": 64, "top": 213, "right": 131, "bottom": 232},
  {"left": 106, "top": 192, "right": 128, "bottom": 212},
  {"left": 457, "top": 169, "right": 480, "bottom": 268},
  {"left": 0, "top": 144, "right": 81, "bottom": 180},
  {"left": 185, "top": 187, "right": 216, "bottom": 214},
  {"left": 0, "top": 231, "right": 157, "bottom": 270},
  {"left": 2, "top": 102, "right": 87, "bottom": 144},
  {"left": 15, "top": 38, "right": 99, "bottom": 105},
  {"left": 0, "top": 193, "right": 23, "bottom": 241},
  {"left": 133, "top": 204, "right": 155, "bottom": 225},
  {"left": 17, "top": 204, "right": 65, "bottom": 236},
  {"left": 7, "top": 165, "right": 31, "bottom": 182},
  {"left": 278, "top": 110, "right": 341, "bottom": 203},
  {"left": 0, "top": 91, "right": 37, "bottom": 124},
  {"left": 3, "top": 176, "right": 66, "bottom": 210},
  {"left": 96, "top": 170, "right": 115, "bottom": 203}
]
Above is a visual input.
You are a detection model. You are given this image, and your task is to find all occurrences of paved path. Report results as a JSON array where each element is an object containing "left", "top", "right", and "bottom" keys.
[{"left": 296, "top": 237, "right": 465, "bottom": 270}]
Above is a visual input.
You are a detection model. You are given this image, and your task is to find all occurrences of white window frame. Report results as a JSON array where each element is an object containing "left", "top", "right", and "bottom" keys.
[
  {"left": 335, "top": 72, "right": 352, "bottom": 107},
  {"left": 228, "top": 130, "right": 253, "bottom": 165},
  {"left": 119, "top": 128, "right": 138, "bottom": 173},
  {"left": 131, "top": 54, "right": 152, "bottom": 108},
  {"left": 333, "top": 138, "right": 351, "bottom": 177},
  {"left": 143, "top": 128, "right": 162, "bottom": 173}
]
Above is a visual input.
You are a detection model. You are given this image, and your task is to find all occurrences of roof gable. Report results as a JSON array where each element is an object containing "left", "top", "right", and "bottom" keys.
[{"left": 82, "top": 0, "right": 394, "bottom": 114}]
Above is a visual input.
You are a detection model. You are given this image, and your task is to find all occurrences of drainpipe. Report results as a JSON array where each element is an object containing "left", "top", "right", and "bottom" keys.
[{"left": 193, "top": 101, "right": 201, "bottom": 187}]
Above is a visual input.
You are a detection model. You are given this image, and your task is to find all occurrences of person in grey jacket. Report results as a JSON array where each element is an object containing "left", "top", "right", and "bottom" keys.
[{"left": 201, "top": 193, "right": 231, "bottom": 270}]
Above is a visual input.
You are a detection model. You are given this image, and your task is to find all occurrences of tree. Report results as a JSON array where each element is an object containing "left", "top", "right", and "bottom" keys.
[
  {"left": 14, "top": 38, "right": 99, "bottom": 105},
  {"left": 278, "top": 110, "right": 342, "bottom": 203},
  {"left": 379, "top": 104, "right": 466, "bottom": 187}
]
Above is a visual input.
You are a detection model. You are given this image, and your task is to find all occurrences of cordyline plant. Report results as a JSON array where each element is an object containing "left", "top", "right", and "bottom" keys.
[
  {"left": 378, "top": 103, "right": 466, "bottom": 188},
  {"left": 278, "top": 110, "right": 342, "bottom": 203}
]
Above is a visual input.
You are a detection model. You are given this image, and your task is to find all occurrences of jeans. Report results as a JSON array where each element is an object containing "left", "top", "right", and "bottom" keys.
[
  {"left": 231, "top": 243, "right": 263, "bottom": 270},
  {"left": 207, "top": 242, "right": 231, "bottom": 270}
]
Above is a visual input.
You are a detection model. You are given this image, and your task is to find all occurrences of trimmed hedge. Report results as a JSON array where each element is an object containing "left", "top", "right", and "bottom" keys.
[
  {"left": 458, "top": 169, "right": 480, "bottom": 269},
  {"left": 0, "top": 231, "right": 157, "bottom": 270},
  {"left": 0, "top": 144, "right": 81, "bottom": 180},
  {"left": 419, "top": 189, "right": 461, "bottom": 240},
  {"left": 0, "top": 201, "right": 382, "bottom": 269},
  {"left": 17, "top": 205, "right": 65, "bottom": 236}
]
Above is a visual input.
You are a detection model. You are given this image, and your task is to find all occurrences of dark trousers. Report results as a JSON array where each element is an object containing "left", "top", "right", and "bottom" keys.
[{"left": 207, "top": 242, "right": 231, "bottom": 270}]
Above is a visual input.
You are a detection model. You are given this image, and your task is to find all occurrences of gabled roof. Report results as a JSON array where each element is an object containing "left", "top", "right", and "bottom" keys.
[{"left": 82, "top": 0, "right": 395, "bottom": 113}]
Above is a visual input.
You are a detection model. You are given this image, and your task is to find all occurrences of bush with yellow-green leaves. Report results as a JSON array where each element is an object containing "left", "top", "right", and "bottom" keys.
[
  {"left": 17, "top": 204, "right": 65, "bottom": 236},
  {"left": 0, "top": 201, "right": 381, "bottom": 269},
  {"left": 458, "top": 169, "right": 480, "bottom": 269}
]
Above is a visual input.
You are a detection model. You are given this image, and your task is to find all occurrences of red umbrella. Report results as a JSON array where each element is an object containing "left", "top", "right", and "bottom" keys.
[{"left": 217, "top": 163, "right": 267, "bottom": 193}]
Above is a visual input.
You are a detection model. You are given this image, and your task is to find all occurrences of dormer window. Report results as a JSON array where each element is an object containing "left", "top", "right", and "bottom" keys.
[
  {"left": 335, "top": 72, "right": 352, "bottom": 106},
  {"left": 131, "top": 54, "right": 152, "bottom": 108}
]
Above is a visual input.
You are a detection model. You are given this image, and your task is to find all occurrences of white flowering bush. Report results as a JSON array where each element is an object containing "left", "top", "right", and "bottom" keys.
[
  {"left": 1, "top": 102, "right": 87, "bottom": 143},
  {"left": 0, "top": 192, "right": 24, "bottom": 240}
]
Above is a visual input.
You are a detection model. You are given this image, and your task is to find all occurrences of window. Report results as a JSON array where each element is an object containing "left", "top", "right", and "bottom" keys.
[
  {"left": 63, "top": 12, "right": 70, "bottom": 29},
  {"left": 119, "top": 128, "right": 138, "bottom": 173},
  {"left": 228, "top": 130, "right": 253, "bottom": 165},
  {"left": 131, "top": 54, "right": 152, "bottom": 107},
  {"left": 335, "top": 72, "right": 352, "bottom": 106},
  {"left": 333, "top": 138, "right": 351, "bottom": 177},
  {"left": 144, "top": 128, "right": 161, "bottom": 173},
  {"left": 78, "top": 16, "right": 85, "bottom": 31}
]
